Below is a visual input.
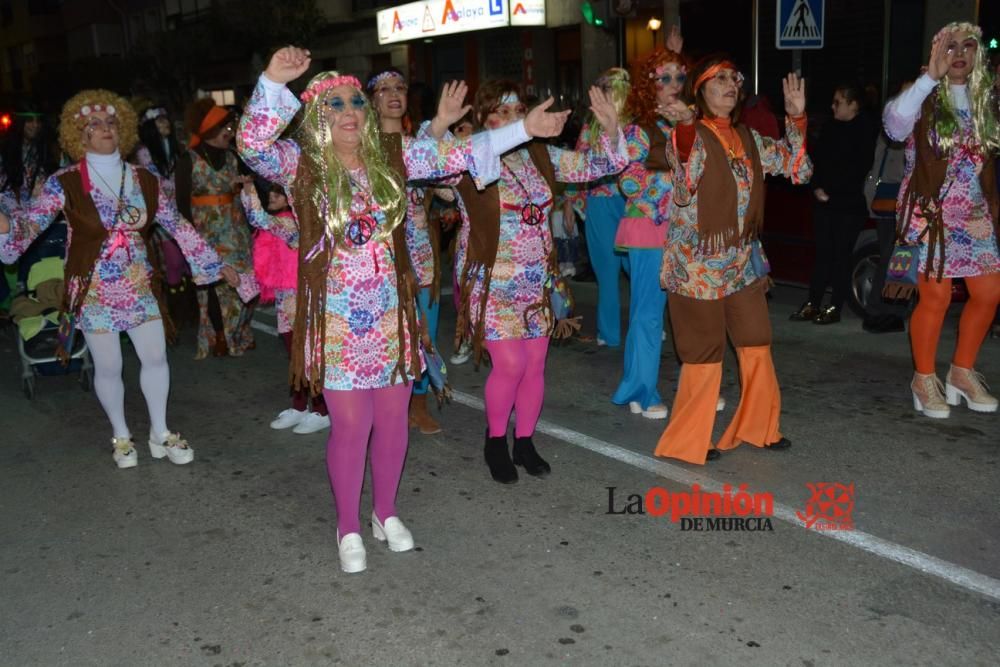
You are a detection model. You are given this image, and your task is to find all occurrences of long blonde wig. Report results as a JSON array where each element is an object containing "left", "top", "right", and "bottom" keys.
[
  {"left": 928, "top": 22, "right": 999, "bottom": 155},
  {"left": 294, "top": 71, "right": 406, "bottom": 245},
  {"left": 59, "top": 89, "right": 138, "bottom": 162},
  {"left": 584, "top": 67, "right": 632, "bottom": 147}
]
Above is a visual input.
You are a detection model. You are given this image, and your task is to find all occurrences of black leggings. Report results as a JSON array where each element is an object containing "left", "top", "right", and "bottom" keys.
[{"left": 808, "top": 206, "right": 867, "bottom": 309}]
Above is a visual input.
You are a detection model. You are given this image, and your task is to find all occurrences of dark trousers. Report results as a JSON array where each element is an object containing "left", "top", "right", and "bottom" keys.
[
  {"left": 808, "top": 206, "right": 867, "bottom": 309},
  {"left": 668, "top": 278, "right": 773, "bottom": 364}
]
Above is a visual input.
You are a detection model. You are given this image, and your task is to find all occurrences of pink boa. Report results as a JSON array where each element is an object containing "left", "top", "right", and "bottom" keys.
[{"left": 252, "top": 214, "right": 298, "bottom": 303}]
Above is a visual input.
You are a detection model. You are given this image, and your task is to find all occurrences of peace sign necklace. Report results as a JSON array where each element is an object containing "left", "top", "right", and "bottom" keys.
[
  {"left": 700, "top": 120, "right": 751, "bottom": 182},
  {"left": 502, "top": 156, "right": 546, "bottom": 226},
  {"left": 346, "top": 172, "right": 377, "bottom": 247},
  {"left": 88, "top": 161, "right": 143, "bottom": 227}
]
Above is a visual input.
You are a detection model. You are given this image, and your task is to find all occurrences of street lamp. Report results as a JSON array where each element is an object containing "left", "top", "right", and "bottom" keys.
[{"left": 647, "top": 17, "right": 662, "bottom": 47}]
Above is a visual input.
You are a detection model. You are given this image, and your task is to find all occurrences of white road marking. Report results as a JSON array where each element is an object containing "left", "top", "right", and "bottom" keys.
[{"left": 250, "top": 317, "right": 1000, "bottom": 603}]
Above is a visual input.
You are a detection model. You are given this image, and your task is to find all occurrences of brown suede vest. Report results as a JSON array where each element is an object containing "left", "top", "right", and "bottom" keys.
[
  {"left": 640, "top": 121, "right": 671, "bottom": 172},
  {"left": 57, "top": 165, "right": 172, "bottom": 343},
  {"left": 896, "top": 94, "right": 999, "bottom": 280},
  {"left": 288, "top": 133, "right": 420, "bottom": 395},
  {"left": 693, "top": 123, "right": 765, "bottom": 251},
  {"left": 454, "top": 141, "right": 558, "bottom": 365}
]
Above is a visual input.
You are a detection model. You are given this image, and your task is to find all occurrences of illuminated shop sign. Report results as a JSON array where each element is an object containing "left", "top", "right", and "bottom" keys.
[{"left": 377, "top": 0, "right": 545, "bottom": 45}]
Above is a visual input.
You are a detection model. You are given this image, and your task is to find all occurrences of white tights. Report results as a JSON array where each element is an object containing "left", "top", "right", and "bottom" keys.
[{"left": 82, "top": 319, "right": 170, "bottom": 440}]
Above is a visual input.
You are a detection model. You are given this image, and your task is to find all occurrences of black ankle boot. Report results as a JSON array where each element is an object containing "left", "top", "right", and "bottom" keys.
[
  {"left": 512, "top": 436, "right": 551, "bottom": 477},
  {"left": 484, "top": 430, "right": 517, "bottom": 484}
]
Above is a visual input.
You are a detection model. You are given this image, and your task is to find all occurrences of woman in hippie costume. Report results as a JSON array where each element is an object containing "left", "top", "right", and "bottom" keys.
[
  {"left": 654, "top": 56, "right": 812, "bottom": 464},
  {"left": 883, "top": 22, "right": 1000, "bottom": 418},
  {"left": 432, "top": 79, "right": 627, "bottom": 484},
  {"left": 0, "top": 90, "right": 238, "bottom": 468},
  {"left": 237, "top": 47, "right": 571, "bottom": 572}
]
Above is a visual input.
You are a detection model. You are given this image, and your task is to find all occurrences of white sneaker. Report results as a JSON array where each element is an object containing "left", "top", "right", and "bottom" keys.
[
  {"left": 450, "top": 341, "right": 473, "bottom": 366},
  {"left": 149, "top": 431, "right": 194, "bottom": 465},
  {"left": 717, "top": 396, "right": 726, "bottom": 412},
  {"left": 597, "top": 337, "right": 607, "bottom": 347},
  {"left": 270, "top": 408, "right": 306, "bottom": 430},
  {"left": 371, "top": 513, "right": 414, "bottom": 552},
  {"left": 629, "top": 401, "right": 668, "bottom": 419},
  {"left": 338, "top": 532, "right": 366, "bottom": 573},
  {"left": 292, "top": 411, "right": 330, "bottom": 434},
  {"left": 112, "top": 436, "right": 137, "bottom": 469},
  {"left": 662, "top": 330, "right": 667, "bottom": 341}
]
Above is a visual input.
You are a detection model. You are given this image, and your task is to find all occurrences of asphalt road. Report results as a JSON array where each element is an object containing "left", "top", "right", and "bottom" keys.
[{"left": 1, "top": 279, "right": 997, "bottom": 666}]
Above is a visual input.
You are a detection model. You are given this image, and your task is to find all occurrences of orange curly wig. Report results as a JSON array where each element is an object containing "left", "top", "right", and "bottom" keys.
[{"left": 626, "top": 48, "right": 687, "bottom": 127}]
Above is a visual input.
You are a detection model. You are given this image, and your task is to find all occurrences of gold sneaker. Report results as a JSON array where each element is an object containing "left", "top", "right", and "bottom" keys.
[
  {"left": 945, "top": 365, "right": 998, "bottom": 413},
  {"left": 911, "top": 372, "right": 950, "bottom": 419}
]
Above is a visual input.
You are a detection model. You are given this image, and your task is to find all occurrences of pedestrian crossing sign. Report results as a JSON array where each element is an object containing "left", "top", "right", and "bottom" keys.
[{"left": 776, "top": 0, "right": 824, "bottom": 49}]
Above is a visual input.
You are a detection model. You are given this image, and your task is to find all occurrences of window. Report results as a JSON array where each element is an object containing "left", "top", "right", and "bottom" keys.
[{"left": 208, "top": 89, "right": 236, "bottom": 106}]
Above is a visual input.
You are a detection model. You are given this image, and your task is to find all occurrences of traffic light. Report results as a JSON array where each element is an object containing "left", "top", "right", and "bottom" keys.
[
  {"left": 990, "top": 37, "right": 998, "bottom": 50},
  {"left": 0, "top": 113, "right": 12, "bottom": 131},
  {"left": 581, "top": 1, "right": 605, "bottom": 28}
]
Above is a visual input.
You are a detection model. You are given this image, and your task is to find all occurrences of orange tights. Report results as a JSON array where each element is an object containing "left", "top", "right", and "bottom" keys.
[{"left": 910, "top": 273, "right": 1000, "bottom": 374}]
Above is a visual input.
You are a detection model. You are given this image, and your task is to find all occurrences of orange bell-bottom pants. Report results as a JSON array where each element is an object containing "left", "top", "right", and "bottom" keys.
[
  {"left": 655, "top": 279, "right": 782, "bottom": 465},
  {"left": 910, "top": 273, "right": 1000, "bottom": 374}
]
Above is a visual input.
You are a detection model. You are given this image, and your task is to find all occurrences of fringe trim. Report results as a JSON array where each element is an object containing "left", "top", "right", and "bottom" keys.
[{"left": 454, "top": 261, "right": 493, "bottom": 369}]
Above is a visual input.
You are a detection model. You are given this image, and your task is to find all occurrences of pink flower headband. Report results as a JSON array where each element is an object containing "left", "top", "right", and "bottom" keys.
[
  {"left": 366, "top": 70, "right": 405, "bottom": 92},
  {"left": 650, "top": 62, "right": 686, "bottom": 79},
  {"left": 300, "top": 75, "right": 363, "bottom": 103},
  {"left": 74, "top": 103, "right": 116, "bottom": 120}
]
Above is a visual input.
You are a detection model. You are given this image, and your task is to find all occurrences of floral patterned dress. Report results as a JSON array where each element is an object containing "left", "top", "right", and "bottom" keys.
[
  {"left": 187, "top": 149, "right": 255, "bottom": 358},
  {"left": 237, "top": 76, "right": 499, "bottom": 391},
  {"left": 454, "top": 134, "right": 627, "bottom": 341},
  {"left": 890, "top": 109, "right": 1000, "bottom": 277},
  {"left": 0, "top": 161, "right": 222, "bottom": 332},
  {"left": 662, "top": 117, "right": 812, "bottom": 300}
]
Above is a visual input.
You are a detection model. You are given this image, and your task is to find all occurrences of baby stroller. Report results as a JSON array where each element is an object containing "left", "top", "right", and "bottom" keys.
[{"left": 10, "top": 224, "right": 93, "bottom": 399}]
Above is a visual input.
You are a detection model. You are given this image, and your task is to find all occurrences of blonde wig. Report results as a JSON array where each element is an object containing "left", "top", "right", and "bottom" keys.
[
  {"left": 59, "top": 89, "right": 137, "bottom": 162},
  {"left": 928, "top": 22, "right": 999, "bottom": 155},
  {"left": 294, "top": 71, "right": 406, "bottom": 244},
  {"left": 584, "top": 67, "right": 632, "bottom": 147}
]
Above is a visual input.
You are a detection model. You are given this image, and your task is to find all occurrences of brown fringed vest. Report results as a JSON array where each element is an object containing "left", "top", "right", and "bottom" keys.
[
  {"left": 692, "top": 123, "right": 765, "bottom": 252},
  {"left": 895, "top": 94, "right": 999, "bottom": 283},
  {"left": 454, "top": 141, "right": 559, "bottom": 366},
  {"left": 57, "top": 165, "right": 173, "bottom": 356},
  {"left": 419, "top": 187, "right": 443, "bottom": 304},
  {"left": 288, "top": 133, "right": 421, "bottom": 396},
  {"left": 640, "top": 121, "right": 672, "bottom": 172}
]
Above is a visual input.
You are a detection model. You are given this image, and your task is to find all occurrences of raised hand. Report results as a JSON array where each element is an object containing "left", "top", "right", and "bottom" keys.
[
  {"left": 436, "top": 81, "right": 472, "bottom": 127},
  {"left": 927, "top": 33, "right": 955, "bottom": 81},
  {"left": 429, "top": 81, "right": 473, "bottom": 139},
  {"left": 783, "top": 73, "right": 806, "bottom": 117},
  {"left": 588, "top": 86, "right": 620, "bottom": 139},
  {"left": 523, "top": 98, "right": 572, "bottom": 138},
  {"left": 666, "top": 25, "right": 683, "bottom": 54},
  {"left": 265, "top": 46, "right": 311, "bottom": 85}
]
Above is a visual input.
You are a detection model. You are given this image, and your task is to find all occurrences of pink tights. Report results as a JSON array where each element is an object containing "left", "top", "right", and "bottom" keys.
[
  {"left": 322, "top": 382, "right": 410, "bottom": 536},
  {"left": 484, "top": 337, "right": 549, "bottom": 439}
]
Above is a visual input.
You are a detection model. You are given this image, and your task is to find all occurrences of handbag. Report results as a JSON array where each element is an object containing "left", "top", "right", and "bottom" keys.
[
  {"left": 56, "top": 310, "right": 77, "bottom": 361},
  {"left": 749, "top": 239, "right": 771, "bottom": 278},
  {"left": 870, "top": 146, "right": 900, "bottom": 218}
]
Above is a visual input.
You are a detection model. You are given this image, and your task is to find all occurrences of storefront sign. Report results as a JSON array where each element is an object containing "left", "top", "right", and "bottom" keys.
[{"left": 377, "top": 0, "right": 545, "bottom": 45}]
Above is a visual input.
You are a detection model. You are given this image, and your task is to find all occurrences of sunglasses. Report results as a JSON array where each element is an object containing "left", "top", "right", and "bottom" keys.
[
  {"left": 656, "top": 73, "right": 687, "bottom": 86},
  {"left": 711, "top": 70, "right": 745, "bottom": 87},
  {"left": 326, "top": 94, "right": 367, "bottom": 113}
]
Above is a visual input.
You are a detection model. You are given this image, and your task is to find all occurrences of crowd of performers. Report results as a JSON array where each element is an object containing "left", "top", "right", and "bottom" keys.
[{"left": 0, "top": 21, "right": 997, "bottom": 573}]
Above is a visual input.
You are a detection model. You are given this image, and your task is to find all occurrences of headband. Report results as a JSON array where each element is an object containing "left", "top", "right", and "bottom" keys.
[
  {"left": 499, "top": 92, "right": 520, "bottom": 105},
  {"left": 188, "top": 105, "right": 230, "bottom": 148},
  {"left": 693, "top": 61, "right": 739, "bottom": 94},
  {"left": 143, "top": 107, "right": 167, "bottom": 122},
  {"left": 301, "top": 75, "right": 363, "bottom": 103},
  {"left": 934, "top": 23, "right": 982, "bottom": 42},
  {"left": 367, "top": 71, "right": 405, "bottom": 91},
  {"left": 74, "top": 103, "right": 116, "bottom": 120}
]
